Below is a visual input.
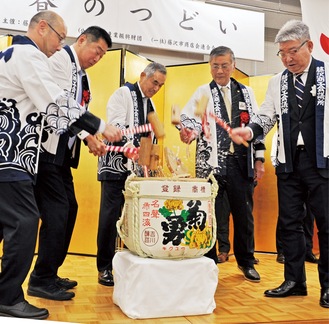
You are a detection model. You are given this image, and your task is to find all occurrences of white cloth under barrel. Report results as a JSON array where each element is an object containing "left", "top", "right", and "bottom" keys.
[{"left": 113, "top": 250, "right": 218, "bottom": 319}]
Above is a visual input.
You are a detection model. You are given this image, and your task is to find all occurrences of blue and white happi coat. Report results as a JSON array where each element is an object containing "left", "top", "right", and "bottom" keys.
[
  {"left": 0, "top": 36, "right": 86, "bottom": 181},
  {"left": 251, "top": 59, "right": 329, "bottom": 170},
  {"left": 180, "top": 80, "right": 260, "bottom": 178}
]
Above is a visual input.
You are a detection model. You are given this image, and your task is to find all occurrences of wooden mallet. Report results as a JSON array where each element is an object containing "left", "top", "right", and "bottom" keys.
[
  {"left": 137, "top": 137, "right": 154, "bottom": 177},
  {"left": 149, "top": 144, "right": 160, "bottom": 170},
  {"left": 195, "top": 95, "right": 248, "bottom": 148},
  {"left": 171, "top": 104, "right": 181, "bottom": 126},
  {"left": 195, "top": 95, "right": 211, "bottom": 139},
  {"left": 147, "top": 111, "right": 165, "bottom": 139},
  {"left": 138, "top": 137, "right": 153, "bottom": 167},
  {"left": 195, "top": 95, "right": 209, "bottom": 118},
  {"left": 209, "top": 112, "right": 249, "bottom": 147}
]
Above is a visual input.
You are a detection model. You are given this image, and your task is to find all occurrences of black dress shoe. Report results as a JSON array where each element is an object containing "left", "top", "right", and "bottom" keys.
[
  {"left": 253, "top": 257, "right": 260, "bottom": 265},
  {"left": 98, "top": 270, "right": 114, "bottom": 286},
  {"left": 305, "top": 253, "right": 319, "bottom": 264},
  {"left": 27, "top": 283, "right": 75, "bottom": 301},
  {"left": 264, "top": 280, "right": 307, "bottom": 297},
  {"left": 55, "top": 277, "right": 78, "bottom": 290},
  {"left": 320, "top": 288, "right": 329, "bottom": 308},
  {"left": 238, "top": 266, "right": 260, "bottom": 282},
  {"left": 276, "top": 253, "right": 285, "bottom": 264},
  {"left": 0, "top": 300, "right": 49, "bottom": 319}
]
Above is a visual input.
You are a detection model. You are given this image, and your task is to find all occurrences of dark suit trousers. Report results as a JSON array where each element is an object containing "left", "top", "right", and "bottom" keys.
[
  {"left": 206, "top": 155, "right": 255, "bottom": 267},
  {"left": 216, "top": 190, "right": 231, "bottom": 253},
  {"left": 277, "top": 149, "right": 329, "bottom": 288},
  {"left": 97, "top": 179, "right": 126, "bottom": 271},
  {"left": 0, "top": 181, "right": 39, "bottom": 305},
  {"left": 58, "top": 164, "right": 78, "bottom": 267},
  {"left": 276, "top": 197, "right": 315, "bottom": 255},
  {"left": 31, "top": 162, "right": 76, "bottom": 285}
]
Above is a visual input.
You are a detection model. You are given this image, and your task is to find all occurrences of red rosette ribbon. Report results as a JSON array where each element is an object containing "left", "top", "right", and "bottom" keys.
[
  {"left": 240, "top": 111, "right": 249, "bottom": 126},
  {"left": 82, "top": 89, "right": 90, "bottom": 105}
]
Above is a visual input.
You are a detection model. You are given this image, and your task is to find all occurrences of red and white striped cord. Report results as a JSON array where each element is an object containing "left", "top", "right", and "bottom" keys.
[
  {"left": 121, "top": 123, "right": 153, "bottom": 136},
  {"left": 209, "top": 112, "right": 248, "bottom": 147},
  {"left": 106, "top": 145, "right": 139, "bottom": 155},
  {"left": 209, "top": 112, "right": 232, "bottom": 133}
]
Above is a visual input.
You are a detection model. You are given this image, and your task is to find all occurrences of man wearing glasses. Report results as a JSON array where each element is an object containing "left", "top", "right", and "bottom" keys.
[
  {"left": 0, "top": 11, "right": 121, "bottom": 319},
  {"left": 27, "top": 26, "right": 112, "bottom": 301},
  {"left": 47, "top": 22, "right": 66, "bottom": 45},
  {"left": 232, "top": 20, "right": 329, "bottom": 308},
  {"left": 179, "top": 46, "right": 265, "bottom": 282}
]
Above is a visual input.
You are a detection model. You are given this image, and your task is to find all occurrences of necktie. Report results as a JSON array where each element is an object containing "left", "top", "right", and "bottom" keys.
[
  {"left": 221, "top": 86, "right": 231, "bottom": 121},
  {"left": 295, "top": 73, "right": 305, "bottom": 145},
  {"left": 295, "top": 73, "right": 304, "bottom": 109},
  {"left": 221, "top": 86, "right": 234, "bottom": 153}
]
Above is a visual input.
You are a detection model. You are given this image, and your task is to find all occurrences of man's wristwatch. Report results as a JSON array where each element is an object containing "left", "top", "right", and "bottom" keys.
[{"left": 255, "top": 157, "right": 265, "bottom": 163}]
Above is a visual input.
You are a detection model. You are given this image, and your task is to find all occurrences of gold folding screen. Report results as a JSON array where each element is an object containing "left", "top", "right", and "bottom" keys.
[
  {"left": 70, "top": 49, "right": 123, "bottom": 254},
  {"left": 0, "top": 36, "right": 291, "bottom": 254}
]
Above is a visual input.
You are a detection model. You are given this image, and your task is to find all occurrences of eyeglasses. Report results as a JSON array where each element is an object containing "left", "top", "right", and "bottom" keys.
[
  {"left": 211, "top": 63, "right": 232, "bottom": 71},
  {"left": 47, "top": 22, "right": 65, "bottom": 45},
  {"left": 277, "top": 40, "right": 308, "bottom": 59}
]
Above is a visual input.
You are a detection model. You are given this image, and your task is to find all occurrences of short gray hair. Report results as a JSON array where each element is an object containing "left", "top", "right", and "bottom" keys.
[
  {"left": 275, "top": 20, "right": 310, "bottom": 43},
  {"left": 209, "top": 46, "right": 235, "bottom": 62},
  {"left": 144, "top": 62, "right": 167, "bottom": 78}
]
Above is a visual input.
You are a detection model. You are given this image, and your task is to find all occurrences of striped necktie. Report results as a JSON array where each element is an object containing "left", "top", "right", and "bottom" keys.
[{"left": 295, "top": 73, "right": 304, "bottom": 109}]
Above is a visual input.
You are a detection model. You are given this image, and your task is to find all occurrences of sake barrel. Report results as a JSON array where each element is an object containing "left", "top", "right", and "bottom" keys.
[{"left": 117, "top": 174, "right": 218, "bottom": 259}]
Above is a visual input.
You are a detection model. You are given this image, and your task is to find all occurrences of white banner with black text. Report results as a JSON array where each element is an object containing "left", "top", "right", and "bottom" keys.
[{"left": 0, "top": 0, "right": 264, "bottom": 60}]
